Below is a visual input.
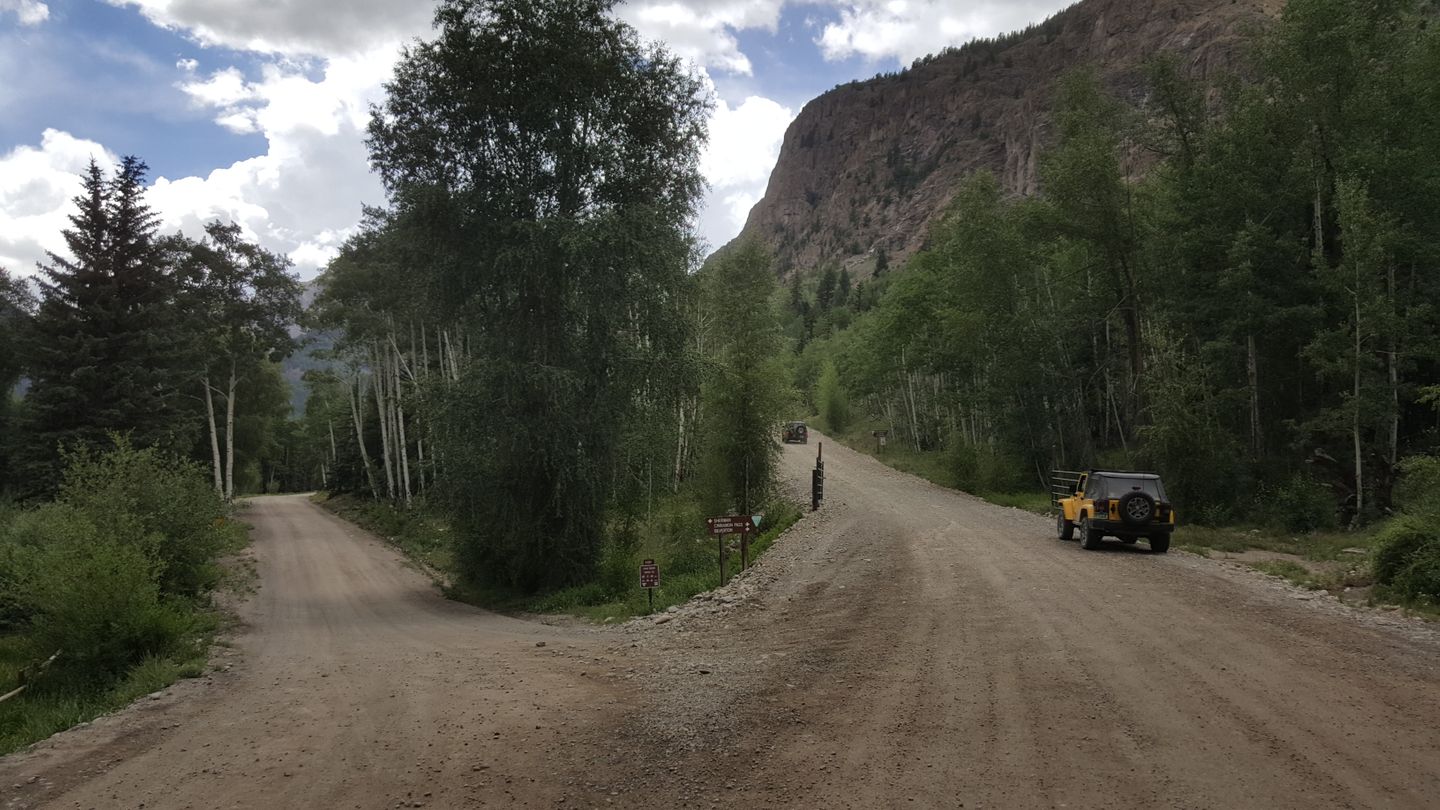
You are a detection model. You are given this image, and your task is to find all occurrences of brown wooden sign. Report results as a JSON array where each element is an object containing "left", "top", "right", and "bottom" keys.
[
  {"left": 640, "top": 559, "right": 660, "bottom": 589},
  {"left": 706, "top": 515, "right": 756, "bottom": 535}
]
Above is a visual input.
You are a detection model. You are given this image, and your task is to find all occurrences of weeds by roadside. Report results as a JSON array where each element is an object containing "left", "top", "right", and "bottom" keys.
[{"left": 0, "top": 441, "right": 245, "bottom": 755}]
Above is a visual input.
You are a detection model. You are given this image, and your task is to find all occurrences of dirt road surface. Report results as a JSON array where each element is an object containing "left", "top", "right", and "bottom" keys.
[{"left": 5, "top": 434, "right": 1440, "bottom": 809}]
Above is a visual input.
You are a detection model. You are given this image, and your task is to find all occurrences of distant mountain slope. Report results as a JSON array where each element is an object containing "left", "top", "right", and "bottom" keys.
[{"left": 722, "top": 0, "right": 1282, "bottom": 278}]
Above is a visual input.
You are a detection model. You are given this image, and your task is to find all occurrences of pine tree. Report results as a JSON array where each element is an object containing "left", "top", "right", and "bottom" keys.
[
  {"left": 0, "top": 267, "right": 35, "bottom": 489},
  {"left": 21, "top": 158, "right": 189, "bottom": 493},
  {"left": 816, "top": 265, "right": 838, "bottom": 311}
]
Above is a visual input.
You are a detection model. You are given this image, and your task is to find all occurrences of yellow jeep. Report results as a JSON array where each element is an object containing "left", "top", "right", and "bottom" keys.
[{"left": 1055, "top": 470, "right": 1176, "bottom": 553}]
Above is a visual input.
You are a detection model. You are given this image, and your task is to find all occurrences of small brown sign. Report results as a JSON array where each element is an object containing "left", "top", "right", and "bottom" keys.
[{"left": 640, "top": 559, "right": 659, "bottom": 589}]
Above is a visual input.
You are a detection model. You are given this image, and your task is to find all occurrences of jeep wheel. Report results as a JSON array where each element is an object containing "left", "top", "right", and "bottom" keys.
[
  {"left": 1057, "top": 512, "right": 1075, "bottom": 541},
  {"left": 1079, "top": 516, "right": 1103, "bottom": 550},
  {"left": 1118, "top": 491, "right": 1156, "bottom": 527},
  {"left": 1150, "top": 535, "right": 1171, "bottom": 554}
]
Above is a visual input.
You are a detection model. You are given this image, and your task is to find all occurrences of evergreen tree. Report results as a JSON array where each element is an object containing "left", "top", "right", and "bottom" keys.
[
  {"left": 836, "top": 267, "right": 852, "bottom": 308},
  {"left": 0, "top": 268, "right": 35, "bottom": 489},
  {"left": 816, "top": 265, "right": 838, "bottom": 311},
  {"left": 21, "top": 158, "right": 189, "bottom": 493}
]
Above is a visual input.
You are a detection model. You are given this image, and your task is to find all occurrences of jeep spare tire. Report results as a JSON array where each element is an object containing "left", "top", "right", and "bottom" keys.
[{"left": 1118, "top": 490, "right": 1155, "bottom": 527}]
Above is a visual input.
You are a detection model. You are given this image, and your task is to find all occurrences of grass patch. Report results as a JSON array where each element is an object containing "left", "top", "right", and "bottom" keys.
[
  {"left": 1172, "top": 524, "right": 1379, "bottom": 562},
  {"left": 1245, "top": 560, "right": 1321, "bottom": 589},
  {"left": 0, "top": 622, "right": 215, "bottom": 756},
  {"left": 318, "top": 493, "right": 454, "bottom": 576}
]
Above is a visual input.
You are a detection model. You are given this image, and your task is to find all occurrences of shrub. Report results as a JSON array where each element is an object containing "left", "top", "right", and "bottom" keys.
[
  {"left": 1262, "top": 473, "right": 1337, "bottom": 534},
  {"left": 816, "top": 361, "right": 851, "bottom": 434},
  {"left": 1372, "top": 517, "right": 1440, "bottom": 604},
  {"left": 1395, "top": 454, "right": 1440, "bottom": 520},
  {"left": 57, "top": 440, "right": 241, "bottom": 598},
  {"left": 8, "top": 530, "right": 200, "bottom": 680},
  {"left": 947, "top": 437, "right": 1025, "bottom": 494}
]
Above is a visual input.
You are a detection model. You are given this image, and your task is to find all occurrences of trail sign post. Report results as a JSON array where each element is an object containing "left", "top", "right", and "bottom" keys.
[
  {"left": 707, "top": 515, "right": 758, "bottom": 584},
  {"left": 873, "top": 429, "right": 889, "bottom": 453},
  {"left": 812, "top": 442, "right": 824, "bottom": 511},
  {"left": 640, "top": 559, "right": 660, "bottom": 613}
]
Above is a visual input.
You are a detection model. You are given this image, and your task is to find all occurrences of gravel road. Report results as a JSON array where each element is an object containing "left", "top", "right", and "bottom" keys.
[{"left": 4, "top": 434, "right": 1440, "bottom": 809}]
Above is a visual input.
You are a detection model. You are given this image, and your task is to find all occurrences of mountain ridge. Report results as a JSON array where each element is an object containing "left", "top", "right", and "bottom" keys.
[{"left": 721, "top": 0, "right": 1284, "bottom": 278}]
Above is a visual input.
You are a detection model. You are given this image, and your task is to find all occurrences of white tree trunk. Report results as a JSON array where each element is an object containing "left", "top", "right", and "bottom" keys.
[
  {"left": 224, "top": 362, "right": 238, "bottom": 502},
  {"left": 203, "top": 375, "right": 224, "bottom": 496},
  {"left": 350, "top": 374, "right": 379, "bottom": 497},
  {"left": 374, "top": 345, "right": 396, "bottom": 501},
  {"left": 395, "top": 349, "right": 413, "bottom": 507}
]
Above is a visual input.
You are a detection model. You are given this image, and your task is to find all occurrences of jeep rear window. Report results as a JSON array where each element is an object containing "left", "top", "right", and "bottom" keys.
[{"left": 1095, "top": 477, "right": 1166, "bottom": 501}]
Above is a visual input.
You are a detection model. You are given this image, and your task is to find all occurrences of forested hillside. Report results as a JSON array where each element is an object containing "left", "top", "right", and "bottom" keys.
[{"left": 724, "top": 0, "right": 1282, "bottom": 276}]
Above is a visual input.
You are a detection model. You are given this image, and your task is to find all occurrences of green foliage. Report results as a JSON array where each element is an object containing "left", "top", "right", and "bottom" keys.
[
  {"left": 7, "top": 531, "right": 201, "bottom": 680},
  {"left": 1395, "top": 455, "right": 1440, "bottom": 520},
  {"left": 697, "top": 241, "right": 792, "bottom": 514},
  {"left": 809, "top": 0, "right": 1440, "bottom": 527},
  {"left": 55, "top": 440, "right": 242, "bottom": 597},
  {"left": 1260, "top": 473, "right": 1339, "bottom": 534},
  {"left": 0, "top": 441, "right": 236, "bottom": 687},
  {"left": 365, "top": 0, "right": 710, "bottom": 591},
  {"left": 1372, "top": 518, "right": 1440, "bottom": 604},
  {"left": 815, "top": 360, "right": 851, "bottom": 434},
  {"left": 20, "top": 159, "right": 194, "bottom": 495}
]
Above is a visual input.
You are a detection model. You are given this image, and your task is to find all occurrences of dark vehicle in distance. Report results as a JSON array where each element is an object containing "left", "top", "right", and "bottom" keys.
[{"left": 782, "top": 421, "right": 808, "bottom": 444}]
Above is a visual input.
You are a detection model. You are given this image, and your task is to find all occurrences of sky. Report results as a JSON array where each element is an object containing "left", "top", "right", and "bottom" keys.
[{"left": 0, "top": 0, "right": 1073, "bottom": 279}]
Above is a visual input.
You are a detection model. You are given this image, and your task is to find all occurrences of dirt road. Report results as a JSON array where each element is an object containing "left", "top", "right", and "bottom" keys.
[
  {"left": 1, "top": 497, "right": 622, "bottom": 809},
  {"left": 5, "top": 436, "right": 1440, "bottom": 809}
]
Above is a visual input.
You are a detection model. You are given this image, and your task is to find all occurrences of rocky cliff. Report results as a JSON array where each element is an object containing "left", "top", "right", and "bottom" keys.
[{"left": 724, "top": 0, "right": 1283, "bottom": 278}]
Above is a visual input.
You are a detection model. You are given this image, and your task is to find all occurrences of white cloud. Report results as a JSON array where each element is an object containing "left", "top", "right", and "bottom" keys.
[
  {"left": 618, "top": 0, "right": 784, "bottom": 75},
  {"left": 105, "top": 0, "right": 434, "bottom": 57},
  {"left": 696, "top": 93, "right": 794, "bottom": 252},
  {"left": 0, "top": 0, "right": 48, "bottom": 26},
  {"left": 3, "top": 1, "right": 1076, "bottom": 277},
  {"left": 817, "top": 0, "right": 1072, "bottom": 64},
  {"left": 0, "top": 130, "right": 118, "bottom": 274},
  {"left": 154, "top": 47, "right": 395, "bottom": 273},
  {"left": 0, "top": 47, "right": 392, "bottom": 278}
]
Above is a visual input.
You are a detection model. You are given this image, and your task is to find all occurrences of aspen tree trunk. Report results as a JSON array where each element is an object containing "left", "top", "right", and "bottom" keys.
[
  {"left": 374, "top": 345, "right": 396, "bottom": 501},
  {"left": 225, "top": 361, "right": 238, "bottom": 502},
  {"left": 673, "top": 399, "right": 687, "bottom": 492},
  {"left": 203, "top": 376, "right": 224, "bottom": 496},
  {"left": 395, "top": 349, "right": 413, "bottom": 507},
  {"left": 351, "top": 374, "right": 379, "bottom": 497}
]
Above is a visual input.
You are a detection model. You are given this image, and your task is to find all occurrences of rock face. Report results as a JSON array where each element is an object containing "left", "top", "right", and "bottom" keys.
[{"left": 722, "top": 0, "right": 1283, "bottom": 278}]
